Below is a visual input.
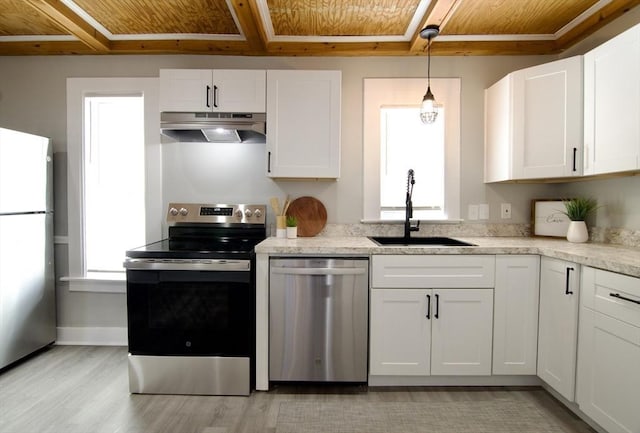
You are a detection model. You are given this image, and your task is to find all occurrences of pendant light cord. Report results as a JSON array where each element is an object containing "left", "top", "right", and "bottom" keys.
[{"left": 427, "top": 36, "right": 432, "bottom": 88}]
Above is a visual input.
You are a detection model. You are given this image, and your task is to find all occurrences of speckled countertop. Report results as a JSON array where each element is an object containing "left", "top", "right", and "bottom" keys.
[{"left": 255, "top": 236, "right": 640, "bottom": 278}]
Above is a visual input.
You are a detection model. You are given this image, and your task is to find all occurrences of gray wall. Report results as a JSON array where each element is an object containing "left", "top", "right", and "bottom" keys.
[{"left": 0, "top": 7, "right": 638, "bottom": 330}]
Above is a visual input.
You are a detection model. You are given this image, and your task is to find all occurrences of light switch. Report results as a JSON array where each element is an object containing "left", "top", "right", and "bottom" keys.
[
  {"left": 479, "top": 204, "right": 489, "bottom": 220},
  {"left": 468, "top": 204, "right": 479, "bottom": 220}
]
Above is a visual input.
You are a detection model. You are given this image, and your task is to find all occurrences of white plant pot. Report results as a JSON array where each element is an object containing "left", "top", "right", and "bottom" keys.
[
  {"left": 286, "top": 227, "right": 297, "bottom": 239},
  {"left": 566, "top": 221, "right": 589, "bottom": 243}
]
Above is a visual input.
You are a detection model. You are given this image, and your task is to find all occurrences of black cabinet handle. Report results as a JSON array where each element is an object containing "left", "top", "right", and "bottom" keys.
[
  {"left": 426, "top": 294, "right": 431, "bottom": 319},
  {"left": 267, "top": 151, "right": 271, "bottom": 173},
  {"left": 213, "top": 85, "right": 219, "bottom": 108},
  {"left": 572, "top": 147, "right": 577, "bottom": 172},
  {"left": 610, "top": 293, "right": 640, "bottom": 305},
  {"left": 206, "top": 85, "right": 211, "bottom": 108},
  {"left": 565, "top": 267, "right": 574, "bottom": 295},
  {"left": 434, "top": 293, "right": 439, "bottom": 319}
]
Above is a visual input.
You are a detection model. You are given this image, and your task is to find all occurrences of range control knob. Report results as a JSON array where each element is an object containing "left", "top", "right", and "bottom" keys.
[
  {"left": 169, "top": 207, "right": 179, "bottom": 216},
  {"left": 179, "top": 207, "right": 188, "bottom": 216},
  {"left": 244, "top": 209, "right": 253, "bottom": 218},
  {"left": 254, "top": 209, "right": 262, "bottom": 218},
  {"left": 235, "top": 209, "right": 243, "bottom": 218}
]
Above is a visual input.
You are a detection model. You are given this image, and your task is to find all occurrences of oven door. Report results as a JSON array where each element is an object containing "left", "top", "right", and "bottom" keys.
[{"left": 125, "top": 259, "right": 253, "bottom": 357}]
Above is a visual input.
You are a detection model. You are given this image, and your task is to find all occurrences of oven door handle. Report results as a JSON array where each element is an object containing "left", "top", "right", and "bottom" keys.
[
  {"left": 270, "top": 267, "right": 366, "bottom": 276},
  {"left": 124, "top": 258, "right": 250, "bottom": 271}
]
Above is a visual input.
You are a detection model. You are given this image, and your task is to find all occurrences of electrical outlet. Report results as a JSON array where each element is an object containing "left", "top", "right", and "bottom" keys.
[
  {"left": 500, "top": 203, "right": 512, "bottom": 219},
  {"left": 478, "top": 204, "right": 489, "bottom": 220},
  {"left": 468, "top": 204, "right": 479, "bottom": 220}
]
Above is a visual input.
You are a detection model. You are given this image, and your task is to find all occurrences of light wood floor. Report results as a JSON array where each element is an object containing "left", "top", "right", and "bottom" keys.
[{"left": 0, "top": 346, "right": 597, "bottom": 433}]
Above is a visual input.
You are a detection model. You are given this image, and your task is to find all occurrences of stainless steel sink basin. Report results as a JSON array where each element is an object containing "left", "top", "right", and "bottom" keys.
[{"left": 369, "top": 236, "right": 476, "bottom": 247}]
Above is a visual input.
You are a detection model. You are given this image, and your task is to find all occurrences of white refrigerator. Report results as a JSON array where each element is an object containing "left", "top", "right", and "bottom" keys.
[{"left": 0, "top": 127, "right": 56, "bottom": 369}]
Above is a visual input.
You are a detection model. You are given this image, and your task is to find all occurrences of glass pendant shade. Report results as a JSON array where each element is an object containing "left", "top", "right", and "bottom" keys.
[{"left": 420, "top": 87, "right": 438, "bottom": 124}]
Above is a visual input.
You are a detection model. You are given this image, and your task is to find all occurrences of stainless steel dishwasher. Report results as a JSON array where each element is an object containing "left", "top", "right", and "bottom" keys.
[{"left": 269, "top": 257, "right": 369, "bottom": 382}]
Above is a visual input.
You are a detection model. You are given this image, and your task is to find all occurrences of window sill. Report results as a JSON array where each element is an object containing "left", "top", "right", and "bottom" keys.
[{"left": 61, "top": 273, "right": 126, "bottom": 293}]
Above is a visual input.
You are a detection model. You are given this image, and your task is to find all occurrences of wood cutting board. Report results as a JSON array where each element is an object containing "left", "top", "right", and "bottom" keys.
[{"left": 285, "top": 196, "right": 327, "bottom": 237}]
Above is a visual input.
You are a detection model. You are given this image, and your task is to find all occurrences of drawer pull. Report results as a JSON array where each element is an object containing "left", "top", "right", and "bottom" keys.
[
  {"left": 565, "top": 267, "right": 574, "bottom": 295},
  {"left": 426, "top": 294, "right": 431, "bottom": 319},
  {"left": 609, "top": 293, "right": 640, "bottom": 305},
  {"left": 434, "top": 293, "right": 439, "bottom": 319}
]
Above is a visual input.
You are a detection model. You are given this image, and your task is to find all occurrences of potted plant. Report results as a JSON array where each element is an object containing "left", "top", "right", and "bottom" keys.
[
  {"left": 286, "top": 215, "right": 298, "bottom": 239},
  {"left": 561, "top": 197, "right": 598, "bottom": 243}
]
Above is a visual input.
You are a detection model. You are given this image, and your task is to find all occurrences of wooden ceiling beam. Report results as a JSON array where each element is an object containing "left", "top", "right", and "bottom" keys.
[
  {"left": 230, "top": 0, "right": 268, "bottom": 51},
  {"left": 0, "top": 41, "right": 97, "bottom": 56},
  {"left": 264, "top": 41, "right": 411, "bottom": 56},
  {"left": 0, "top": 39, "right": 565, "bottom": 56},
  {"left": 24, "top": 0, "right": 110, "bottom": 52},
  {"left": 107, "top": 40, "right": 254, "bottom": 55},
  {"left": 554, "top": 0, "right": 640, "bottom": 51},
  {"left": 409, "top": 0, "right": 463, "bottom": 53}
]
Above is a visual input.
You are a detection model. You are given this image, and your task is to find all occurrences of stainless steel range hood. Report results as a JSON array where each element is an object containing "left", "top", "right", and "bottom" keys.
[{"left": 161, "top": 112, "right": 266, "bottom": 143}]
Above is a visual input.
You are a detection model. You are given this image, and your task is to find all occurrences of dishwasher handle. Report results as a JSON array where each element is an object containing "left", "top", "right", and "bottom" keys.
[{"left": 271, "top": 266, "right": 367, "bottom": 276}]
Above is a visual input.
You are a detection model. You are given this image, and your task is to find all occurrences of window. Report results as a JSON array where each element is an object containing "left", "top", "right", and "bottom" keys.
[
  {"left": 84, "top": 95, "right": 145, "bottom": 273},
  {"left": 379, "top": 106, "right": 445, "bottom": 219},
  {"left": 66, "top": 78, "right": 161, "bottom": 292},
  {"left": 363, "top": 78, "right": 461, "bottom": 221}
]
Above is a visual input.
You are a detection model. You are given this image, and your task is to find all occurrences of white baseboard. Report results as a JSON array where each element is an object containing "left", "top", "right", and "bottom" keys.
[
  {"left": 368, "top": 375, "right": 542, "bottom": 387},
  {"left": 56, "top": 326, "right": 127, "bottom": 346}
]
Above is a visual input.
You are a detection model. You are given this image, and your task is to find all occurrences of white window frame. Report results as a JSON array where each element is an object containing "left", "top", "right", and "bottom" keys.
[
  {"left": 363, "top": 78, "right": 461, "bottom": 222},
  {"left": 65, "top": 78, "right": 162, "bottom": 293}
]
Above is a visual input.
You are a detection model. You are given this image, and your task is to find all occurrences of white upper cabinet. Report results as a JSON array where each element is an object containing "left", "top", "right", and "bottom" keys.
[
  {"left": 484, "top": 56, "right": 583, "bottom": 182},
  {"left": 583, "top": 23, "right": 640, "bottom": 175},
  {"left": 159, "top": 69, "right": 266, "bottom": 113},
  {"left": 266, "top": 70, "right": 341, "bottom": 179}
]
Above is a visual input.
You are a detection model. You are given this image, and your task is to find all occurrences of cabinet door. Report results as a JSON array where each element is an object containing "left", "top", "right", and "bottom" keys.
[
  {"left": 538, "top": 257, "right": 580, "bottom": 401},
  {"left": 266, "top": 70, "right": 341, "bottom": 178},
  {"left": 512, "top": 56, "right": 582, "bottom": 179},
  {"left": 577, "top": 268, "right": 640, "bottom": 433},
  {"left": 159, "top": 69, "right": 212, "bottom": 112},
  {"left": 493, "top": 255, "right": 540, "bottom": 375},
  {"left": 369, "top": 289, "right": 431, "bottom": 376},
  {"left": 211, "top": 70, "right": 265, "bottom": 112},
  {"left": 584, "top": 24, "right": 640, "bottom": 175},
  {"left": 431, "top": 289, "right": 494, "bottom": 376},
  {"left": 484, "top": 74, "right": 513, "bottom": 183}
]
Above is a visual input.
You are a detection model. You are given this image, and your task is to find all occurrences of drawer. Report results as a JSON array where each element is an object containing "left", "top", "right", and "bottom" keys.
[
  {"left": 371, "top": 255, "right": 495, "bottom": 288},
  {"left": 582, "top": 267, "right": 640, "bottom": 327}
]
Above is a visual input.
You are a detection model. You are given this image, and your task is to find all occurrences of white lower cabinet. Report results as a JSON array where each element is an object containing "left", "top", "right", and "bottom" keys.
[
  {"left": 537, "top": 256, "right": 580, "bottom": 401},
  {"left": 493, "top": 255, "right": 540, "bottom": 375},
  {"left": 369, "top": 255, "right": 495, "bottom": 377},
  {"left": 369, "top": 289, "right": 431, "bottom": 376},
  {"left": 370, "top": 288, "right": 493, "bottom": 376},
  {"left": 577, "top": 267, "right": 640, "bottom": 433},
  {"left": 430, "top": 289, "right": 494, "bottom": 375}
]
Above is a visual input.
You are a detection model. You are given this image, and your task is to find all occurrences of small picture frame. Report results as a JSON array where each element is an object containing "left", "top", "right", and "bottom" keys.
[{"left": 531, "top": 199, "right": 570, "bottom": 237}]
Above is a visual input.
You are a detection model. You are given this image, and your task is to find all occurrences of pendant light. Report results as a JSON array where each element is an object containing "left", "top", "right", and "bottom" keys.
[{"left": 419, "top": 24, "right": 440, "bottom": 124}]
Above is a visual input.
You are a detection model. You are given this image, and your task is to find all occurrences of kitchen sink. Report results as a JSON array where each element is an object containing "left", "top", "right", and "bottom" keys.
[{"left": 369, "top": 236, "right": 476, "bottom": 247}]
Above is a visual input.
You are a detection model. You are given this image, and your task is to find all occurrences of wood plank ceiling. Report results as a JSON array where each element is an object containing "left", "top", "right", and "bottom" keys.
[{"left": 0, "top": 0, "right": 639, "bottom": 56}]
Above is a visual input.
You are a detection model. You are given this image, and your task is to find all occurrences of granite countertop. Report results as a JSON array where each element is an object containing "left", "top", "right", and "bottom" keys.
[{"left": 255, "top": 236, "right": 640, "bottom": 278}]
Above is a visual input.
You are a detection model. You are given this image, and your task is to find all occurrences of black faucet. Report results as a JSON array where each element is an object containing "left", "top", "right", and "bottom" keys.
[{"left": 404, "top": 169, "right": 420, "bottom": 239}]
